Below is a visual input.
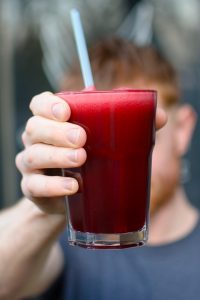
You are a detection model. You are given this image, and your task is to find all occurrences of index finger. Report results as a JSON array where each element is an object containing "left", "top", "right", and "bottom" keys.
[{"left": 30, "top": 91, "right": 71, "bottom": 122}]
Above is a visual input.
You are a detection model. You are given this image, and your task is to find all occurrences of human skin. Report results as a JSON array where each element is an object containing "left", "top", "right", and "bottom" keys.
[
  {"left": 2, "top": 89, "right": 195, "bottom": 300},
  {"left": 148, "top": 100, "right": 198, "bottom": 244}
]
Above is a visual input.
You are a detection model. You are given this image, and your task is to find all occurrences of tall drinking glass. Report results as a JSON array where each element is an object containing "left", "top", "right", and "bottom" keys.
[{"left": 58, "top": 89, "right": 156, "bottom": 249}]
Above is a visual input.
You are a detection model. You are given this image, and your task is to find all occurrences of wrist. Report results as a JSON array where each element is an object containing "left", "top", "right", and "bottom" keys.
[{"left": 20, "top": 197, "right": 66, "bottom": 238}]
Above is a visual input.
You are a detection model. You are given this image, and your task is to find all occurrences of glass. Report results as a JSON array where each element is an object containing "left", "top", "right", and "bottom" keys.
[{"left": 57, "top": 89, "right": 156, "bottom": 249}]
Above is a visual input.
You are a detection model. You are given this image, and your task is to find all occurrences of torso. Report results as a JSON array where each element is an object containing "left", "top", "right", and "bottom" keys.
[{"left": 41, "top": 216, "right": 200, "bottom": 300}]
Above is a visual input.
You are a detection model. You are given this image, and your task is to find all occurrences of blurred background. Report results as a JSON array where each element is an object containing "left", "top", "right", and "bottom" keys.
[{"left": 0, "top": 0, "right": 200, "bottom": 208}]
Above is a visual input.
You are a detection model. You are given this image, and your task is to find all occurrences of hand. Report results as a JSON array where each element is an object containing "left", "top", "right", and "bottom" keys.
[
  {"left": 16, "top": 92, "right": 167, "bottom": 215},
  {"left": 16, "top": 92, "right": 87, "bottom": 214}
]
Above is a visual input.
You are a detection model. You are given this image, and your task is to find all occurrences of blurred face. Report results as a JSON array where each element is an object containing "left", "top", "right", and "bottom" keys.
[
  {"left": 150, "top": 105, "right": 180, "bottom": 214},
  {"left": 148, "top": 83, "right": 182, "bottom": 215},
  {"left": 122, "top": 80, "right": 182, "bottom": 214},
  {"left": 148, "top": 87, "right": 196, "bottom": 215}
]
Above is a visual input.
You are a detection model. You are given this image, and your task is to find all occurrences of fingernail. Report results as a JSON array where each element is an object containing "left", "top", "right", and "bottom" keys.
[
  {"left": 67, "top": 128, "right": 80, "bottom": 145},
  {"left": 63, "top": 178, "right": 77, "bottom": 192},
  {"left": 52, "top": 103, "right": 66, "bottom": 120},
  {"left": 68, "top": 150, "right": 78, "bottom": 163}
]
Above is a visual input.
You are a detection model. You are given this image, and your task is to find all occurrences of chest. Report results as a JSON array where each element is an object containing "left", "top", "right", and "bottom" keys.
[{"left": 63, "top": 248, "right": 200, "bottom": 300}]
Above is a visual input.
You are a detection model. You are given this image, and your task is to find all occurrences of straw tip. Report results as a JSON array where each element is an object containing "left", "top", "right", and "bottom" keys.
[{"left": 70, "top": 8, "right": 79, "bottom": 17}]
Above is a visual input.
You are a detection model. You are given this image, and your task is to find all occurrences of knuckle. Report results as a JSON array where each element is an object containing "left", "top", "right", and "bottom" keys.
[
  {"left": 21, "top": 177, "right": 33, "bottom": 198},
  {"left": 15, "top": 152, "right": 23, "bottom": 170},
  {"left": 29, "top": 92, "right": 53, "bottom": 111},
  {"left": 25, "top": 116, "right": 36, "bottom": 137},
  {"left": 21, "top": 131, "right": 26, "bottom": 145},
  {"left": 24, "top": 176, "right": 36, "bottom": 198},
  {"left": 22, "top": 148, "right": 35, "bottom": 170},
  {"left": 29, "top": 94, "right": 38, "bottom": 112}
]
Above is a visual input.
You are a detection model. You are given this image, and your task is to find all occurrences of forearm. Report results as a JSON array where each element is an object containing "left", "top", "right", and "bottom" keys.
[{"left": 0, "top": 198, "right": 66, "bottom": 299}]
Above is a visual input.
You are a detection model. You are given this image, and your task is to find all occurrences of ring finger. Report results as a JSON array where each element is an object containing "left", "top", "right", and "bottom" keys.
[{"left": 16, "top": 144, "right": 87, "bottom": 173}]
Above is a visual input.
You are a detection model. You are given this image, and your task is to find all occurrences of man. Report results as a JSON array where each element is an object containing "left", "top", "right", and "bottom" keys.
[{"left": 0, "top": 38, "right": 198, "bottom": 300}]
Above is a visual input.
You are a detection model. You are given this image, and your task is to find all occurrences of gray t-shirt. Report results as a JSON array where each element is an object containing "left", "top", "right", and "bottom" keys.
[{"left": 40, "top": 216, "right": 200, "bottom": 300}]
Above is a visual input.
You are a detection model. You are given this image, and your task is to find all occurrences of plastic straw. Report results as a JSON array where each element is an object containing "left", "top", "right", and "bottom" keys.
[{"left": 70, "top": 9, "right": 94, "bottom": 88}]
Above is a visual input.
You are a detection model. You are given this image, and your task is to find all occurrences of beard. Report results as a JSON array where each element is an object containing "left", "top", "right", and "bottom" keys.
[{"left": 150, "top": 174, "right": 179, "bottom": 216}]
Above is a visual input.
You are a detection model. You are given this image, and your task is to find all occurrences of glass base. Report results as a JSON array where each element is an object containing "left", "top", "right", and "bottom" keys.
[{"left": 67, "top": 227, "right": 148, "bottom": 249}]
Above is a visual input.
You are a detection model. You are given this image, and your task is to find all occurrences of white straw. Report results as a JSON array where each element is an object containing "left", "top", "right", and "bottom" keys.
[{"left": 70, "top": 9, "right": 94, "bottom": 88}]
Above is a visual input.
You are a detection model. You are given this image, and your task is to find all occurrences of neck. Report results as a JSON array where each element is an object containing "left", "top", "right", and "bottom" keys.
[{"left": 148, "top": 187, "right": 199, "bottom": 246}]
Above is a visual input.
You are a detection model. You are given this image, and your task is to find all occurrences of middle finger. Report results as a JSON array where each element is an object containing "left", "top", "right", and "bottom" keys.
[{"left": 24, "top": 116, "right": 87, "bottom": 148}]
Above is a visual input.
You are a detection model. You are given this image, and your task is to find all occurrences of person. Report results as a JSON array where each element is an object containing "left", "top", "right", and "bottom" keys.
[{"left": 0, "top": 37, "right": 198, "bottom": 300}]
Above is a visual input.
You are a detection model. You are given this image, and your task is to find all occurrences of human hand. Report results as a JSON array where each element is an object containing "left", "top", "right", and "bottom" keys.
[
  {"left": 16, "top": 92, "right": 87, "bottom": 214},
  {"left": 16, "top": 92, "right": 167, "bottom": 215}
]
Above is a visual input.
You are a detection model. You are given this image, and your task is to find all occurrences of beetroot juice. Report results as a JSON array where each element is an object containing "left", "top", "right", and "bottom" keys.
[{"left": 58, "top": 89, "right": 156, "bottom": 249}]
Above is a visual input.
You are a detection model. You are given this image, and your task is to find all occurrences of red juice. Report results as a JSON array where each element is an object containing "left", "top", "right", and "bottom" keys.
[{"left": 58, "top": 89, "right": 156, "bottom": 248}]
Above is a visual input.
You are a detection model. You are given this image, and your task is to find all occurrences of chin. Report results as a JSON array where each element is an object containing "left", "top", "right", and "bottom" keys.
[
  {"left": 150, "top": 169, "right": 180, "bottom": 214},
  {"left": 149, "top": 182, "right": 176, "bottom": 216}
]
